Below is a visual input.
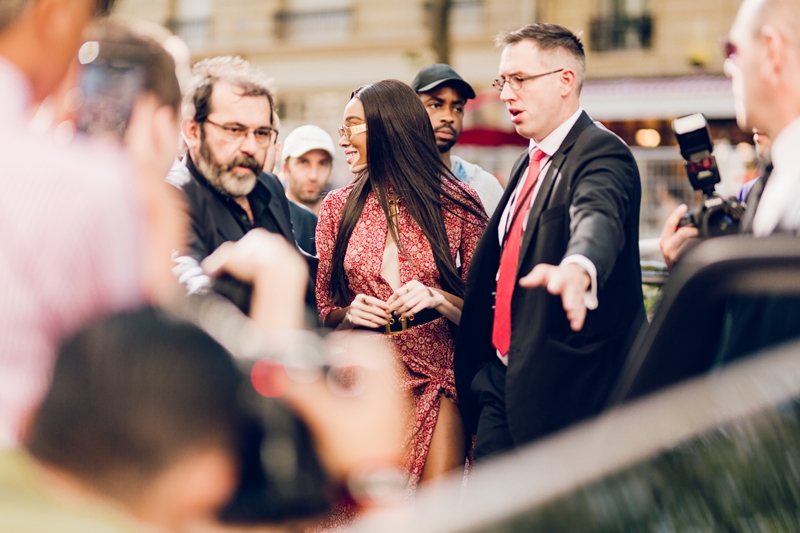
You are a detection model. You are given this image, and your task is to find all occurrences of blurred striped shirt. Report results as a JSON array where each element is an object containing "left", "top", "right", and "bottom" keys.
[{"left": 0, "top": 58, "right": 146, "bottom": 447}]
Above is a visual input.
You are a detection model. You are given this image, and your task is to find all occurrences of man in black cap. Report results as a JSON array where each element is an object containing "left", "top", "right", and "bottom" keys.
[{"left": 412, "top": 64, "right": 504, "bottom": 215}]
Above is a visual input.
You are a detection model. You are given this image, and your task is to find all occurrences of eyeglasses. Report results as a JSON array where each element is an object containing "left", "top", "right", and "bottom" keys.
[
  {"left": 723, "top": 40, "right": 738, "bottom": 62},
  {"left": 492, "top": 69, "right": 564, "bottom": 93},
  {"left": 204, "top": 119, "right": 278, "bottom": 146},
  {"left": 338, "top": 123, "right": 367, "bottom": 140}
]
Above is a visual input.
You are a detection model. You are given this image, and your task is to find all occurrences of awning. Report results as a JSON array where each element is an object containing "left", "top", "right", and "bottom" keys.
[
  {"left": 458, "top": 75, "right": 736, "bottom": 147},
  {"left": 458, "top": 127, "right": 528, "bottom": 147}
]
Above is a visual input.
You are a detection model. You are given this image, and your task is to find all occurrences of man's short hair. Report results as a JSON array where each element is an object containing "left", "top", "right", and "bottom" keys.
[
  {"left": 497, "top": 23, "right": 586, "bottom": 92},
  {"left": 86, "top": 21, "right": 182, "bottom": 112},
  {"left": 184, "top": 56, "right": 275, "bottom": 125},
  {"left": 26, "top": 308, "right": 245, "bottom": 498},
  {"left": 0, "top": 0, "right": 116, "bottom": 34}
]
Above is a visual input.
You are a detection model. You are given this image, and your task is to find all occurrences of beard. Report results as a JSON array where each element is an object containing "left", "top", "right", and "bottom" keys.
[
  {"left": 289, "top": 179, "right": 324, "bottom": 205},
  {"left": 196, "top": 135, "right": 263, "bottom": 198},
  {"left": 434, "top": 124, "right": 459, "bottom": 154}
]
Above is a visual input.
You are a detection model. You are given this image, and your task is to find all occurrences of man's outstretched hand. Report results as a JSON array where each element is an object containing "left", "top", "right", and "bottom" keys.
[{"left": 519, "top": 263, "right": 590, "bottom": 331}]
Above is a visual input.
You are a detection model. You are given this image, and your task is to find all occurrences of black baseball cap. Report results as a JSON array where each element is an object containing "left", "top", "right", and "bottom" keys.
[{"left": 411, "top": 64, "right": 476, "bottom": 100}]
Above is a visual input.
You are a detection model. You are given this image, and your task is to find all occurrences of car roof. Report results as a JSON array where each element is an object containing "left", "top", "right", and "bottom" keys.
[{"left": 350, "top": 337, "right": 800, "bottom": 533}]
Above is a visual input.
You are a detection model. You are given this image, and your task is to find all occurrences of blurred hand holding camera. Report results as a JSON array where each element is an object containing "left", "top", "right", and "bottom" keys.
[{"left": 201, "top": 229, "right": 308, "bottom": 331}]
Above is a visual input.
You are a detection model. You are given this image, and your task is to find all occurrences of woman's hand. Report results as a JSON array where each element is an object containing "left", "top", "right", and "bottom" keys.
[
  {"left": 387, "top": 280, "right": 445, "bottom": 319},
  {"left": 342, "top": 294, "right": 392, "bottom": 329}
]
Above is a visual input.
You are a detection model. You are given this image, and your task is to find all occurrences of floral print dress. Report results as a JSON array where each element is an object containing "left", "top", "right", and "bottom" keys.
[{"left": 316, "top": 182, "right": 487, "bottom": 492}]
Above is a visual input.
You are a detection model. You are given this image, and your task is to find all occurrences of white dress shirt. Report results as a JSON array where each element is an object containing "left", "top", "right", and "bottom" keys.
[
  {"left": 495, "top": 108, "right": 598, "bottom": 364},
  {"left": 753, "top": 116, "right": 800, "bottom": 236}
]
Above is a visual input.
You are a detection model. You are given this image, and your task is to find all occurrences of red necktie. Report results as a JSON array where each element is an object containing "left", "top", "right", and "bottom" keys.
[{"left": 492, "top": 148, "right": 546, "bottom": 357}]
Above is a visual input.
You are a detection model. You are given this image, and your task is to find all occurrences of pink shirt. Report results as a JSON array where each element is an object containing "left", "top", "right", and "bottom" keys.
[{"left": 0, "top": 58, "right": 146, "bottom": 447}]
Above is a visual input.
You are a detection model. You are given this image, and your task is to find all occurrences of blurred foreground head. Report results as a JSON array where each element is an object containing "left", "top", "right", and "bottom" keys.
[
  {"left": 25, "top": 307, "right": 334, "bottom": 530},
  {"left": 26, "top": 308, "right": 245, "bottom": 529},
  {"left": 726, "top": 0, "right": 800, "bottom": 137},
  {"left": 0, "top": 0, "right": 114, "bottom": 101},
  {"left": 80, "top": 20, "right": 189, "bottom": 303}
]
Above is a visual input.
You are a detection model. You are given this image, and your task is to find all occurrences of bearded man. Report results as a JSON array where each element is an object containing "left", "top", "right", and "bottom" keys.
[{"left": 169, "top": 57, "right": 315, "bottom": 311}]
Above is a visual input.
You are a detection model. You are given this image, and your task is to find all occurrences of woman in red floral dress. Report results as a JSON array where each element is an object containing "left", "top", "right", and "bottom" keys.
[{"left": 316, "top": 80, "right": 488, "bottom": 492}]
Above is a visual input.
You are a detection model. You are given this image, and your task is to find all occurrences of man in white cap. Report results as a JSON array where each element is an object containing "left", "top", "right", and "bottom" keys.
[
  {"left": 281, "top": 125, "right": 336, "bottom": 216},
  {"left": 280, "top": 125, "right": 336, "bottom": 255}
]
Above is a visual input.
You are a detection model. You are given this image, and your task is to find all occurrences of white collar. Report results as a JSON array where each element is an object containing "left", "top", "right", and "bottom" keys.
[
  {"left": 528, "top": 107, "right": 584, "bottom": 157},
  {"left": 752, "top": 115, "right": 800, "bottom": 236},
  {"left": 769, "top": 115, "right": 800, "bottom": 177}
]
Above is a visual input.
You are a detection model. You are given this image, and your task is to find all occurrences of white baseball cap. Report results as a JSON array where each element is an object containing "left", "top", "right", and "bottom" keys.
[{"left": 281, "top": 125, "right": 336, "bottom": 162}]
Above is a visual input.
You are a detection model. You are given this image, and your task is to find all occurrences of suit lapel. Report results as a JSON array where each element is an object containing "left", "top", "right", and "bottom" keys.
[
  {"left": 482, "top": 150, "right": 529, "bottom": 253},
  {"left": 492, "top": 151, "right": 529, "bottom": 231},
  {"left": 517, "top": 112, "right": 594, "bottom": 269},
  {"left": 260, "top": 173, "right": 295, "bottom": 243},
  {"left": 741, "top": 162, "right": 773, "bottom": 234},
  {"left": 518, "top": 151, "right": 564, "bottom": 257}
]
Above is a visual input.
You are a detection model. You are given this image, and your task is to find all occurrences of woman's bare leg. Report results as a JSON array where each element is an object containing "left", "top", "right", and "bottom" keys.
[{"left": 420, "top": 393, "right": 466, "bottom": 482}]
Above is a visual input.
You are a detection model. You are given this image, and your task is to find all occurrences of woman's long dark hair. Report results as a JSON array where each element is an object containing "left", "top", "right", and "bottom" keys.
[{"left": 329, "top": 79, "right": 487, "bottom": 307}]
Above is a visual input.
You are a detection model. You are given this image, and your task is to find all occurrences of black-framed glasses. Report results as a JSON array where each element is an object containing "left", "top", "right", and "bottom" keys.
[
  {"left": 492, "top": 68, "right": 564, "bottom": 93},
  {"left": 205, "top": 119, "right": 277, "bottom": 145},
  {"left": 338, "top": 123, "right": 367, "bottom": 140}
]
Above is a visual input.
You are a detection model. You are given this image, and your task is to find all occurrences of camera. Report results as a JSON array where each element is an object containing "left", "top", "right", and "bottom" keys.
[
  {"left": 76, "top": 46, "right": 146, "bottom": 141},
  {"left": 219, "top": 364, "right": 333, "bottom": 524},
  {"left": 672, "top": 113, "right": 745, "bottom": 238}
]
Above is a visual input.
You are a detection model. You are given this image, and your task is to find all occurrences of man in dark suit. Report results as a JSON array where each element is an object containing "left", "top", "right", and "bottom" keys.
[
  {"left": 168, "top": 56, "right": 315, "bottom": 311},
  {"left": 455, "top": 24, "right": 645, "bottom": 460}
]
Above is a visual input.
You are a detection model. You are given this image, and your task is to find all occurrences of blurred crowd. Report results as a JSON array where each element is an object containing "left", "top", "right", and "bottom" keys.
[{"left": 1, "top": 0, "right": 799, "bottom": 531}]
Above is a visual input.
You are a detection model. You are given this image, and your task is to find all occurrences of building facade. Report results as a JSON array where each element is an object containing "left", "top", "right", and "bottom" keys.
[{"left": 115, "top": 0, "right": 750, "bottom": 237}]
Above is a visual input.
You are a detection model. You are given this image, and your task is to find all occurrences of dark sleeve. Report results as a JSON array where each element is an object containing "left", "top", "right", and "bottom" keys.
[
  {"left": 288, "top": 202, "right": 319, "bottom": 256},
  {"left": 172, "top": 180, "right": 212, "bottom": 263},
  {"left": 167, "top": 160, "right": 213, "bottom": 262},
  {"left": 565, "top": 131, "right": 641, "bottom": 287}
]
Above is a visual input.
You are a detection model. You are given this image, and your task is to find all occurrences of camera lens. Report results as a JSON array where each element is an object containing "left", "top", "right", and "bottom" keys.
[{"left": 704, "top": 206, "right": 738, "bottom": 237}]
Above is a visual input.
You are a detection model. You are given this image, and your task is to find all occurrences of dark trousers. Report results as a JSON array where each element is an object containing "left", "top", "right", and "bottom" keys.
[{"left": 471, "top": 357, "right": 515, "bottom": 461}]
